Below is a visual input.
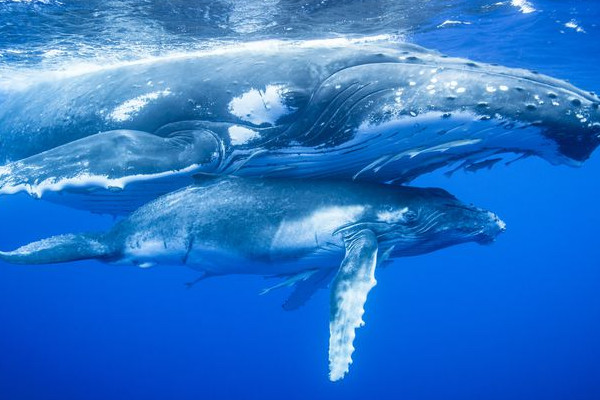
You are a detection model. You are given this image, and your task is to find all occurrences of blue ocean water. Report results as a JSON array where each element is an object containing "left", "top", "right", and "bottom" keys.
[{"left": 0, "top": 1, "right": 599, "bottom": 399}]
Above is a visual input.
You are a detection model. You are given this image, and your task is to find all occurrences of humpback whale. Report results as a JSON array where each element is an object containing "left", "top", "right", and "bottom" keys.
[
  {"left": 1, "top": 38, "right": 598, "bottom": 213},
  {"left": 0, "top": 177, "right": 505, "bottom": 381}
]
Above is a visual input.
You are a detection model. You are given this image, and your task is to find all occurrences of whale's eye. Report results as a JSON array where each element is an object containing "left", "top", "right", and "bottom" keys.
[{"left": 403, "top": 210, "right": 418, "bottom": 223}]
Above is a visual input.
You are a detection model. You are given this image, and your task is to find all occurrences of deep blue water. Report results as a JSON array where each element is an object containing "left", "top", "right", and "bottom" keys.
[{"left": 1, "top": 1, "right": 599, "bottom": 399}]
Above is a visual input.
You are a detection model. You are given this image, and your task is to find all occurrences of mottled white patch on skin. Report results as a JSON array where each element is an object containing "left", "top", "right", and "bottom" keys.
[
  {"left": 108, "top": 89, "right": 171, "bottom": 122},
  {"left": 377, "top": 207, "right": 409, "bottom": 223},
  {"left": 228, "top": 84, "right": 295, "bottom": 126},
  {"left": 271, "top": 206, "right": 365, "bottom": 252},
  {"left": 486, "top": 86, "right": 497, "bottom": 93},
  {"left": 228, "top": 125, "right": 260, "bottom": 145},
  {"left": 456, "top": 87, "right": 466, "bottom": 93},
  {"left": 499, "top": 85, "right": 509, "bottom": 91},
  {"left": 489, "top": 211, "right": 507, "bottom": 231}
]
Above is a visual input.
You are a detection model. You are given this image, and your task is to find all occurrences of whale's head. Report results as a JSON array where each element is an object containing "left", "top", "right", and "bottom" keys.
[
  {"left": 374, "top": 186, "right": 505, "bottom": 257},
  {"left": 308, "top": 50, "right": 600, "bottom": 176}
]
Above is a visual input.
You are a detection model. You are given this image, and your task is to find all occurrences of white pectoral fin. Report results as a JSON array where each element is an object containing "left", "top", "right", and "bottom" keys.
[{"left": 329, "top": 229, "right": 378, "bottom": 382}]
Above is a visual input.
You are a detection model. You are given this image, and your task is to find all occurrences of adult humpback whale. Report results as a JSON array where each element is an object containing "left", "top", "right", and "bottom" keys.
[
  {"left": 0, "top": 177, "right": 506, "bottom": 381},
  {"left": 1, "top": 38, "right": 598, "bottom": 213}
]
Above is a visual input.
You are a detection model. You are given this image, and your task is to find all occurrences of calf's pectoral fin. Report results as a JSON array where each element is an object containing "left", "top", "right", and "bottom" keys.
[
  {"left": 0, "top": 233, "right": 110, "bottom": 265},
  {"left": 329, "top": 229, "right": 378, "bottom": 382},
  {"left": 259, "top": 268, "right": 336, "bottom": 310},
  {"left": 283, "top": 268, "right": 336, "bottom": 311}
]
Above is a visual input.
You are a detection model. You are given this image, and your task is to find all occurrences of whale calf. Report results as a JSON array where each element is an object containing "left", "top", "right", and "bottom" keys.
[
  {"left": 0, "top": 176, "right": 505, "bottom": 380},
  {"left": 1, "top": 38, "right": 598, "bottom": 214}
]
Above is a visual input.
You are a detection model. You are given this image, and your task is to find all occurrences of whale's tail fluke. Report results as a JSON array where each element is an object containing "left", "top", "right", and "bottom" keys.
[{"left": 0, "top": 233, "right": 110, "bottom": 265}]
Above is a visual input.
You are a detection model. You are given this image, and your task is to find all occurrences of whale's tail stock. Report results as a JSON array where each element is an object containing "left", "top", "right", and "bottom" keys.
[{"left": 0, "top": 233, "right": 110, "bottom": 265}]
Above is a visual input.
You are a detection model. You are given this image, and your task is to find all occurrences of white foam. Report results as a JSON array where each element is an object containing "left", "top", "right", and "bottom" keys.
[
  {"left": 510, "top": 0, "right": 536, "bottom": 14},
  {"left": 437, "top": 20, "right": 472, "bottom": 28},
  {"left": 108, "top": 89, "right": 171, "bottom": 122}
]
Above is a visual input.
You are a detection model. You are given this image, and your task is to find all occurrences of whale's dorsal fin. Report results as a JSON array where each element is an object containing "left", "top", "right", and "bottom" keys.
[
  {"left": 0, "top": 233, "right": 110, "bottom": 265},
  {"left": 329, "top": 229, "right": 378, "bottom": 382}
]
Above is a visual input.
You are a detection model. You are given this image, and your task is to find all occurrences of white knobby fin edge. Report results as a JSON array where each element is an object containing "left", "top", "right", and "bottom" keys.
[{"left": 329, "top": 229, "right": 378, "bottom": 381}]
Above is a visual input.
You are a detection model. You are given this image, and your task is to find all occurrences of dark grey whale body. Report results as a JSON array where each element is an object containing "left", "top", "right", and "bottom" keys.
[
  {"left": 0, "top": 177, "right": 505, "bottom": 381},
  {"left": 1, "top": 39, "right": 598, "bottom": 213}
]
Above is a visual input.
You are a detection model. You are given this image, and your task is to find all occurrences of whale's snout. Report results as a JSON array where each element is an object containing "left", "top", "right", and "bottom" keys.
[
  {"left": 541, "top": 97, "right": 600, "bottom": 163},
  {"left": 476, "top": 211, "right": 506, "bottom": 244}
]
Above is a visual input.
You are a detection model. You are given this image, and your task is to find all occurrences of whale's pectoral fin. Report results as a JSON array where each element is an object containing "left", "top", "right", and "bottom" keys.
[
  {"left": 0, "top": 129, "right": 222, "bottom": 215},
  {"left": 282, "top": 268, "right": 336, "bottom": 311},
  {"left": 329, "top": 229, "right": 378, "bottom": 382},
  {"left": 185, "top": 270, "right": 215, "bottom": 289},
  {"left": 260, "top": 269, "right": 319, "bottom": 295},
  {"left": 0, "top": 233, "right": 110, "bottom": 265},
  {"left": 260, "top": 268, "right": 335, "bottom": 310}
]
